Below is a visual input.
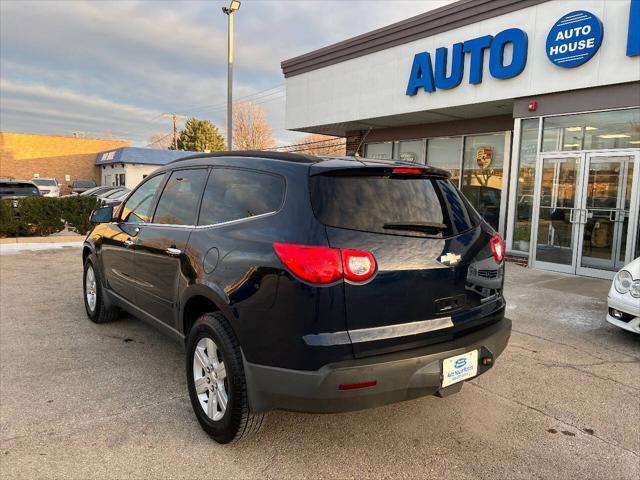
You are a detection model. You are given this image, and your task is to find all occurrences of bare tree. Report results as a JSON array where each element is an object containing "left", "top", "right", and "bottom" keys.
[
  {"left": 232, "top": 101, "right": 275, "bottom": 150},
  {"left": 148, "top": 132, "right": 174, "bottom": 150},
  {"left": 296, "top": 133, "right": 346, "bottom": 155}
]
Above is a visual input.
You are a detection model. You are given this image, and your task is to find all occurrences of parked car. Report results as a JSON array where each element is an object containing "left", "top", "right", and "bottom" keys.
[
  {"left": 82, "top": 152, "right": 510, "bottom": 444},
  {"left": 97, "top": 187, "right": 130, "bottom": 206},
  {"left": 78, "top": 186, "right": 118, "bottom": 197},
  {"left": 70, "top": 179, "right": 97, "bottom": 195},
  {"left": 31, "top": 177, "right": 60, "bottom": 197},
  {"left": 0, "top": 180, "right": 41, "bottom": 208},
  {"left": 607, "top": 257, "right": 640, "bottom": 334},
  {"left": 461, "top": 185, "right": 500, "bottom": 230}
]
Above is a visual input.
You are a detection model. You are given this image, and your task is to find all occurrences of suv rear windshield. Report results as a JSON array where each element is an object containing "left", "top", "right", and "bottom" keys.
[
  {"left": 310, "top": 172, "right": 481, "bottom": 237},
  {"left": 73, "top": 180, "right": 96, "bottom": 188},
  {"left": 32, "top": 179, "right": 57, "bottom": 186},
  {"left": 0, "top": 183, "right": 40, "bottom": 198}
]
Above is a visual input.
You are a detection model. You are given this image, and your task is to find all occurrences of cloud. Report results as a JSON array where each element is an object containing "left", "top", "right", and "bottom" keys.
[{"left": 1, "top": 0, "right": 453, "bottom": 146}]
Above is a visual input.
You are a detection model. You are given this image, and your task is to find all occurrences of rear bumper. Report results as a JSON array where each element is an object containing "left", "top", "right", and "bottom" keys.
[{"left": 245, "top": 317, "right": 511, "bottom": 413}]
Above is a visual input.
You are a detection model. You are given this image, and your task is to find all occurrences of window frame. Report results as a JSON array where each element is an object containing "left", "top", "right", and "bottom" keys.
[
  {"left": 117, "top": 171, "right": 168, "bottom": 224},
  {"left": 195, "top": 166, "right": 287, "bottom": 229},
  {"left": 149, "top": 167, "right": 210, "bottom": 227}
]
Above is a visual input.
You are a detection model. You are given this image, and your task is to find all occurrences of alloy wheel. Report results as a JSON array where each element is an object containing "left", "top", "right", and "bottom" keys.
[
  {"left": 193, "top": 337, "right": 228, "bottom": 421},
  {"left": 85, "top": 265, "right": 97, "bottom": 312}
]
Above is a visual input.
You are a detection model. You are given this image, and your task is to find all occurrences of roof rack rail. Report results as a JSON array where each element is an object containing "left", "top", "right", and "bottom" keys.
[{"left": 169, "top": 150, "right": 321, "bottom": 164}]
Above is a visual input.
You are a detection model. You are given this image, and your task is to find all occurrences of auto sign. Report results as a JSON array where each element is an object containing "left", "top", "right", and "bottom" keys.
[{"left": 546, "top": 10, "right": 603, "bottom": 68}]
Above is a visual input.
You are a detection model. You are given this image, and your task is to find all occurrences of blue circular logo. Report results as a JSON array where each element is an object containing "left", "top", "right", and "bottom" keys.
[{"left": 546, "top": 10, "right": 603, "bottom": 68}]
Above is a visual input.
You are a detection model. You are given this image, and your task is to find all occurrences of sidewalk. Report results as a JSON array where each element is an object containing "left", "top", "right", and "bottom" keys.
[{"left": 0, "top": 235, "right": 84, "bottom": 254}]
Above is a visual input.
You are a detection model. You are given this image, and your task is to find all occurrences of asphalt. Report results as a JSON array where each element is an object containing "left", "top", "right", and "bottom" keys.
[{"left": 0, "top": 248, "right": 638, "bottom": 479}]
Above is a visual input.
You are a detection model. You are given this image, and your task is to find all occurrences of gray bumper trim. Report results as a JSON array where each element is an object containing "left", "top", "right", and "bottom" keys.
[
  {"left": 246, "top": 317, "right": 511, "bottom": 413},
  {"left": 303, "top": 316, "right": 454, "bottom": 346}
]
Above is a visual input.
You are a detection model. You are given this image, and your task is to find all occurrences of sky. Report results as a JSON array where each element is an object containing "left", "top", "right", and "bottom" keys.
[{"left": 0, "top": 0, "right": 454, "bottom": 147}]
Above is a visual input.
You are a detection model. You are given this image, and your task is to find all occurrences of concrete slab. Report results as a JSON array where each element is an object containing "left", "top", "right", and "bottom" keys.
[{"left": 1, "top": 250, "right": 638, "bottom": 479}]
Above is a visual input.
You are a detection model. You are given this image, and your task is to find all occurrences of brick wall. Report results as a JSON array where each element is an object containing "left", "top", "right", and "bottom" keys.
[{"left": 0, "top": 132, "right": 129, "bottom": 194}]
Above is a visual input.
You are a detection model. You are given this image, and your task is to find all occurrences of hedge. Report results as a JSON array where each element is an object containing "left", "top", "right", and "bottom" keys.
[{"left": 0, "top": 196, "right": 101, "bottom": 237}]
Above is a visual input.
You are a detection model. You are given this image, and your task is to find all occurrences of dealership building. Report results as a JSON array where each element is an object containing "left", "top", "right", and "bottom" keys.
[{"left": 282, "top": 0, "right": 640, "bottom": 279}]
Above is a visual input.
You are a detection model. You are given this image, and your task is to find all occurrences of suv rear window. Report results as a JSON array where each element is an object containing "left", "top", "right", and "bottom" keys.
[
  {"left": 310, "top": 172, "right": 481, "bottom": 237},
  {"left": 0, "top": 183, "right": 40, "bottom": 198},
  {"left": 198, "top": 168, "right": 285, "bottom": 226}
]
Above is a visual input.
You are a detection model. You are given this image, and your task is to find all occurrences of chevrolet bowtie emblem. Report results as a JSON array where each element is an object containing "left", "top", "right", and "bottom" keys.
[{"left": 440, "top": 252, "right": 461, "bottom": 266}]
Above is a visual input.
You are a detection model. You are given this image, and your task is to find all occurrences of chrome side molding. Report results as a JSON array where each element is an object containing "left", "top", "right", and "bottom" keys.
[{"left": 303, "top": 316, "right": 454, "bottom": 346}]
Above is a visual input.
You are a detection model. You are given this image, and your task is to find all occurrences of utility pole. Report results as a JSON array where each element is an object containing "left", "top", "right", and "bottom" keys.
[
  {"left": 161, "top": 113, "right": 187, "bottom": 149},
  {"left": 222, "top": 1, "right": 241, "bottom": 150}
]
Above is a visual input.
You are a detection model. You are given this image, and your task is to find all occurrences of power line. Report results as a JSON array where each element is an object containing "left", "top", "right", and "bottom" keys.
[
  {"left": 145, "top": 132, "right": 173, "bottom": 148},
  {"left": 181, "top": 83, "right": 285, "bottom": 116},
  {"left": 186, "top": 92, "right": 285, "bottom": 116}
]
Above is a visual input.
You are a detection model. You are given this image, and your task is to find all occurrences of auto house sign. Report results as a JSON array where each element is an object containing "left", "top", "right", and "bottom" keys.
[{"left": 546, "top": 10, "right": 604, "bottom": 68}]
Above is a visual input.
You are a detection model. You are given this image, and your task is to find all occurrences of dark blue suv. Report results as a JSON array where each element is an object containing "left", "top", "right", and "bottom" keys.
[{"left": 83, "top": 151, "right": 511, "bottom": 443}]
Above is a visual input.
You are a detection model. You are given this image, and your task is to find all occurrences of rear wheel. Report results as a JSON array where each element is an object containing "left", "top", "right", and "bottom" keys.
[
  {"left": 186, "top": 312, "right": 264, "bottom": 443},
  {"left": 83, "top": 256, "right": 118, "bottom": 324}
]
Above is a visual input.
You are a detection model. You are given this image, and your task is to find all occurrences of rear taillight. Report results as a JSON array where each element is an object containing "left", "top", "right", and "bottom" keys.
[
  {"left": 273, "top": 243, "right": 376, "bottom": 285},
  {"left": 341, "top": 249, "right": 376, "bottom": 282},
  {"left": 490, "top": 233, "right": 505, "bottom": 263},
  {"left": 273, "top": 243, "right": 342, "bottom": 284}
]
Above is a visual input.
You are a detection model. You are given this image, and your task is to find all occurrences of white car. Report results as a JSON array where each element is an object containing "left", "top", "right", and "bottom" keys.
[
  {"left": 607, "top": 257, "right": 640, "bottom": 334},
  {"left": 31, "top": 178, "right": 60, "bottom": 197}
]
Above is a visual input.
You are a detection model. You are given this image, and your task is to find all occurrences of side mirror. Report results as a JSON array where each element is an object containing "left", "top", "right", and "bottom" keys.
[{"left": 90, "top": 205, "right": 115, "bottom": 224}]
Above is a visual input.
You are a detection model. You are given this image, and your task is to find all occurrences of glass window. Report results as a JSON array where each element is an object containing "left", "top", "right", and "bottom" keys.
[
  {"left": 153, "top": 169, "right": 208, "bottom": 226},
  {"left": 426, "top": 137, "right": 462, "bottom": 185},
  {"left": 310, "top": 173, "right": 480, "bottom": 238},
  {"left": 120, "top": 173, "right": 166, "bottom": 224},
  {"left": 461, "top": 133, "right": 505, "bottom": 231},
  {"left": 512, "top": 118, "right": 539, "bottom": 251},
  {"left": 395, "top": 139, "right": 425, "bottom": 164},
  {"left": 542, "top": 108, "right": 640, "bottom": 152},
  {"left": 365, "top": 142, "right": 393, "bottom": 160},
  {"left": 198, "top": 168, "right": 285, "bottom": 226}
]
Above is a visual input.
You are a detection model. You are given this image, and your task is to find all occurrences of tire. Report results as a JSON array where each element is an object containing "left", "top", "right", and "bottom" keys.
[
  {"left": 83, "top": 255, "right": 119, "bottom": 324},
  {"left": 186, "top": 312, "right": 264, "bottom": 444}
]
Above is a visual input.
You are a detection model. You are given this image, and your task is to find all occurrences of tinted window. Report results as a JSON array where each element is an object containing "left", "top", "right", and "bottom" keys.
[
  {"left": 310, "top": 173, "right": 481, "bottom": 237},
  {"left": 153, "top": 169, "right": 207, "bottom": 225},
  {"left": 198, "top": 168, "right": 285, "bottom": 225},
  {"left": 74, "top": 180, "right": 97, "bottom": 188},
  {"left": 0, "top": 183, "right": 40, "bottom": 198},
  {"left": 32, "top": 179, "right": 56, "bottom": 186},
  {"left": 120, "top": 174, "right": 166, "bottom": 224}
]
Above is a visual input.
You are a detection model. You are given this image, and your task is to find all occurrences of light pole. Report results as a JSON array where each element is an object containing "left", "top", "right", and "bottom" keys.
[{"left": 222, "top": 0, "right": 241, "bottom": 151}]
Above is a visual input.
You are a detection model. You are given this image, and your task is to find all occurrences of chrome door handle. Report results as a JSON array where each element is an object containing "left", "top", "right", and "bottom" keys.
[
  {"left": 124, "top": 239, "right": 134, "bottom": 247},
  {"left": 166, "top": 247, "right": 182, "bottom": 256},
  {"left": 569, "top": 208, "right": 575, "bottom": 223}
]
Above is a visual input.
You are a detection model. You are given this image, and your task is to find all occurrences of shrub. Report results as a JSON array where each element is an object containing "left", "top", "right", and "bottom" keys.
[
  {"left": 0, "top": 199, "right": 25, "bottom": 237},
  {"left": 0, "top": 195, "right": 101, "bottom": 238},
  {"left": 60, "top": 196, "right": 100, "bottom": 235},
  {"left": 18, "top": 197, "right": 66, "bottom": 236}
]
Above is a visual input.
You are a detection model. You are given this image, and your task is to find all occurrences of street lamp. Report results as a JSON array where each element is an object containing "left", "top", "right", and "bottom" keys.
[{"left": 222, "top": 0, "right": 241, "bottom": 151}]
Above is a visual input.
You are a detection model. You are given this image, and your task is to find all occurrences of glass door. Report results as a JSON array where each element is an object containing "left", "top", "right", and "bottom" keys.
[
  {"left": 531, "top": 150, "right": 640, "bottom": 278},
  {"left": 576, "top": 152, "right": 639, "bottom": 278},
  {"left": 531, "top": 154, "right": 584, "bottom": 274}
]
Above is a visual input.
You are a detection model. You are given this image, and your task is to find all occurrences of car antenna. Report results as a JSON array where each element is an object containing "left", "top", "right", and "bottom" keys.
[{"left": 352, "top": 127, "right": 373, "bottom": 160}]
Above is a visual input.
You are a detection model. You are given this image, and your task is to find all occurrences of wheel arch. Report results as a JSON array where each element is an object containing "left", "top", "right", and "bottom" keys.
[{"left": 181, "top": 284, "right": 236, "bottom": 340}]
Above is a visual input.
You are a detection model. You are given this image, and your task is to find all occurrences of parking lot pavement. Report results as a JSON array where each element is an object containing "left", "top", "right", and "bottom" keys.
[{"left": 1, "top": 248, "right": 638, "bottom": 480}]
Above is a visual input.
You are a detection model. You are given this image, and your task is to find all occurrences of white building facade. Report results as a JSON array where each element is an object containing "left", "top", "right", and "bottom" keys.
[
  {"left": 96, "top": 147, "right": 192, "bottom": 190},
  {"left": 282, "top": 0, "right": 640, "bottom": 279}
]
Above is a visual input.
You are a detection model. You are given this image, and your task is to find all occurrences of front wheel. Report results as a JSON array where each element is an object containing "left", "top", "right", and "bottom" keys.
[
  {"left": 186, "top": 312, "right": 264, "bottom": 443},
  {"left": 83, "top": 256, "right": 118, "bottom": 324}
]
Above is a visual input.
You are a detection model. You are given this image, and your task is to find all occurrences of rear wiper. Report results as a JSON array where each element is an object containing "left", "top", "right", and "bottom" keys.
[{"left": 382, "top": 222, "right": 447, "bottom": 235}]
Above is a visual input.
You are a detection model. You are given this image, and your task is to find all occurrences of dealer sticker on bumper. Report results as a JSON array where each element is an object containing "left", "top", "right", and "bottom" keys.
[{"left": 442, "top": 350, "right": 478, "bottom": 388}]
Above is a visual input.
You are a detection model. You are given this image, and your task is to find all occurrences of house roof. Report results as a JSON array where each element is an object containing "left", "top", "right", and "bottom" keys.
[{"left": 95, "top": 147, "right": 194, "bottom": 166}]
